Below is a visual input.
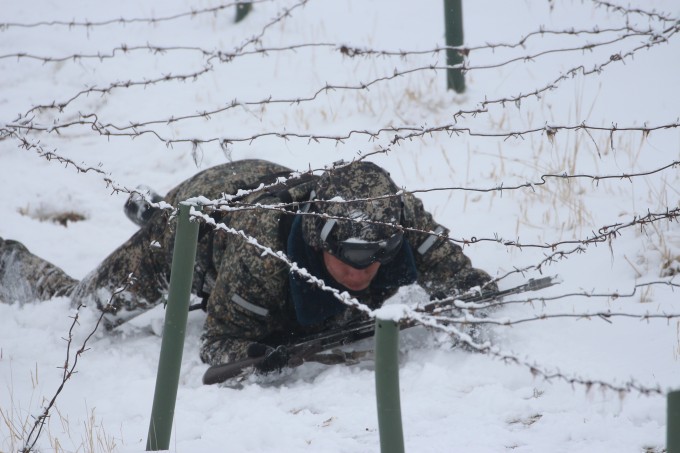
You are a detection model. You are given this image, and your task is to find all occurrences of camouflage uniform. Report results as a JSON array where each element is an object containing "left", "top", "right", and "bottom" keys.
[
  {"left": 0, "top": 160, "right": 288, "bottom": 324},
  {"left": 0, "top": 159, "right": 494, "bottom": 367}
]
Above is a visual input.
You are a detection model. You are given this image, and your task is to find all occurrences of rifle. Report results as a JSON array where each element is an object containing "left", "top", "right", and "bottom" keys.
[{"left": 202, "top": 276, "right": 559, "bottom": 385}]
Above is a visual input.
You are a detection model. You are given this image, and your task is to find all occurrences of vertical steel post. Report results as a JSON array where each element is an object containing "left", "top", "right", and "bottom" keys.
[
  {"left": 444, "top": 0, "right": 466, "bottom": 93},
  {"left": 374, "top": 318, "right": 405, "bottom": 453},
  {"left": 235, "top": 2, "right": 252, "bottom": 23},
  {"left": 669, "top": 390, "right": 680, "bottom": 452},
  {"left": 146, "top": 203, "right": 199, "bottom": 451}
]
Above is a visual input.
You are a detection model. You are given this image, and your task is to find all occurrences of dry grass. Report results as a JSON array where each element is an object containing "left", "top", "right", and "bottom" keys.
[{"left": 17, "top": 204, "right": 87, "bottom": 227}]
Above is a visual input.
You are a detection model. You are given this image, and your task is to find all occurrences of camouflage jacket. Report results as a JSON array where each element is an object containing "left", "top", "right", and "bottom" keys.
[
  {"left": 172, "top": 160, "right": 496, "bottom": 366},
  {"left": 0, "top": 159, "right": 494, "bottom": 363}
]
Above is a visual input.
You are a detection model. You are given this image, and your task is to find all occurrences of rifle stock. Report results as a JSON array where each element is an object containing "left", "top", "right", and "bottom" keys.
[
  {"left": 202, "top": 276, "right": 559, "bottom": 385},
  {"left": 203, "top": 356, "right": 265, "bottom": 385}
]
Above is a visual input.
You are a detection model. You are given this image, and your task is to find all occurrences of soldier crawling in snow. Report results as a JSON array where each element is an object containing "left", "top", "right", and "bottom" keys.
[{"left": 0, "top": 160, "right": 495, "bottom": 373}]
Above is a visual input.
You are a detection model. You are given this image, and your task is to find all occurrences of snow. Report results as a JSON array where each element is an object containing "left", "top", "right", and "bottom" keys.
[{"left": 1, "top": 0, "right": 680, "bottom": 452}]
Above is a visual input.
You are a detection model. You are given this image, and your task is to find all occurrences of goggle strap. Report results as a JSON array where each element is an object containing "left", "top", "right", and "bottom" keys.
[
  {"left": 319, "top": 218, "right": 336, "bottom": 242},
  {"left": 300, "top": 190, "right": 316, "bottom": 213}
]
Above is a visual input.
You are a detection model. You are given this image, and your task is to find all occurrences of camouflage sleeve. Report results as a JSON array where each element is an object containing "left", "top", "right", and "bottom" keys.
[
  {"left": 402, "top": 192, "right": 496, "bottom": 298},
  {"left": 199, "top": 196, "right": 291, "bottom": 366}
]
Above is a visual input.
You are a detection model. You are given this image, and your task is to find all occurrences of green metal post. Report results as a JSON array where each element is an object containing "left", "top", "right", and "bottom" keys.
[
  {"left": 235, "top": 2, "right": 252, "bottom": 23},
  {"left": 444, "top": 0, "right": 466, "bottom": 93},
  {"left": 146, "top": 203, "right": 199, "bottom": 451},
  {"left": 669, "top": 390, "right": 680, "bottom": 452},
  {"left": 374, "top": 319, "right": 405, "bottom": 453}
]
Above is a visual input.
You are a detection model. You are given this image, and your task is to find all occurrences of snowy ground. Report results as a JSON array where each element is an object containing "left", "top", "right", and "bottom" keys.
[{"left": 1, "top": 0, "right": 680, "bottom": 451}]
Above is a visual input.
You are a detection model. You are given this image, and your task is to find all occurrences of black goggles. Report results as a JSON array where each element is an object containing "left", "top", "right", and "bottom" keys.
[{"left": 322, "top": 231, "right": 404, "bottom": 269}]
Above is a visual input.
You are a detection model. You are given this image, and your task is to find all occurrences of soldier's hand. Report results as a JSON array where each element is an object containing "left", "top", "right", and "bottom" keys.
[{"left": 247, "top": 343, "right": 290, "bottom": 374}]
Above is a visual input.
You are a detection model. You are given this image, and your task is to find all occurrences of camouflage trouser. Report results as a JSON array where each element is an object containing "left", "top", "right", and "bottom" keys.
[
  {"left": 0, "top": 159, "right": 291, "bottom": 329},
  {"left": 0, "top": 230, "right": 169, "bottom": 327},
  {"left": 0, "top": 238, "right": 78, "bottom": 303}
]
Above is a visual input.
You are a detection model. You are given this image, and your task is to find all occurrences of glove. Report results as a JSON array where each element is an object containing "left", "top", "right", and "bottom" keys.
[{"left": 247, "top": 343, "right": 290, "bottom": 374}]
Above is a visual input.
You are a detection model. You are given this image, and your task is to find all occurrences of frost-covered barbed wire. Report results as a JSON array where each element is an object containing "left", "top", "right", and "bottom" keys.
[
  {"left": 189, "top": 204, "right": 667, "bottom": 396},
  {"left": 396, "top": 306, "right": 664, "bottom": 396},
  {"left": 189, "top": 206, "right": 373, "bottom": 317},
  {"left": 8, "top": 127, "right": 673, "bottom": 398},
  {"left": 10, "top": 130, "right": 680, "bottom": 258},
  {"left": 196, "top": 196, "right": 680, "bottom": 255}
]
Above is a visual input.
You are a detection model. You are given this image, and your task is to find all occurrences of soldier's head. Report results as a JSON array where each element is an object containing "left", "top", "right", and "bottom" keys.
[{"left": 302, "top": 161, "right": 404, "bottom": 290}]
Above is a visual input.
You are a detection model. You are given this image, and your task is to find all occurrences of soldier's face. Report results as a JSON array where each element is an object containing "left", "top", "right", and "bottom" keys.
[{"left": 322, "top": 251, "right": 381, "bottom": 292}]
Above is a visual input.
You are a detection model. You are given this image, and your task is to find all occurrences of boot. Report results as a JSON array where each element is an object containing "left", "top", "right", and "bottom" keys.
[{"left": 0, "top": 238, "right": 78, "bottom": 304}]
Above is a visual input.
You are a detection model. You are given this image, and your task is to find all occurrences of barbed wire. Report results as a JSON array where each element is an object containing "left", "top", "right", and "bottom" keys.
[
  {"left": 11, "top": 22, "right": 677, "bottom": 141},
  {"left": 6, "top": 122, "right": 675, "bottom": 399},
  {"left": 431, "top": 279, "right": 680, "bottom": 312},
  {"left": 10, "top": 0, "right": 308, "bottom": 119},
  {"left": 1, "top": 0, "right": 674, "bottom": 31},
  {"left": 11, "top": 59, "right": 676, "bottom": 153},
  {"left": 3, "top": 0, "right": 678, "bottom": 405},
  {"left": 204, "top": 201, "right": 680, "bottom": 273},
  {"left": 410, "top": 160, "right": 680, "bottom": 194},
  {"left": 591, "top": 0, "right": 679, "bottom": 23},
  {"left": 7, "top": 15, "right": 675, "bottom": 145},
  {"left": 188, "top": 204, "right": 667, "bottom": 396},
  {"left": 9, "top": 129, "right": 680, "bottom": 258},
  {"left": 0, "top": 0, "right": 273, "bottom": 30},
  {"left": 20, "top": 279, "right": 133, "bottom": 452},
  {"left": 405, "top": 310, "right": 664, "bottom": 396},
  {"left": 10, "top": 123, "right": 671, "bottom": 289},
  {"left": 0, "top": 24, "right": 658, "bottom": 66},
  {"left": 6, "top": 114, "right": 679, "bottom": 154},
  {"left": 433, "top": 308, "right": 680, "bottom": 326}
]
